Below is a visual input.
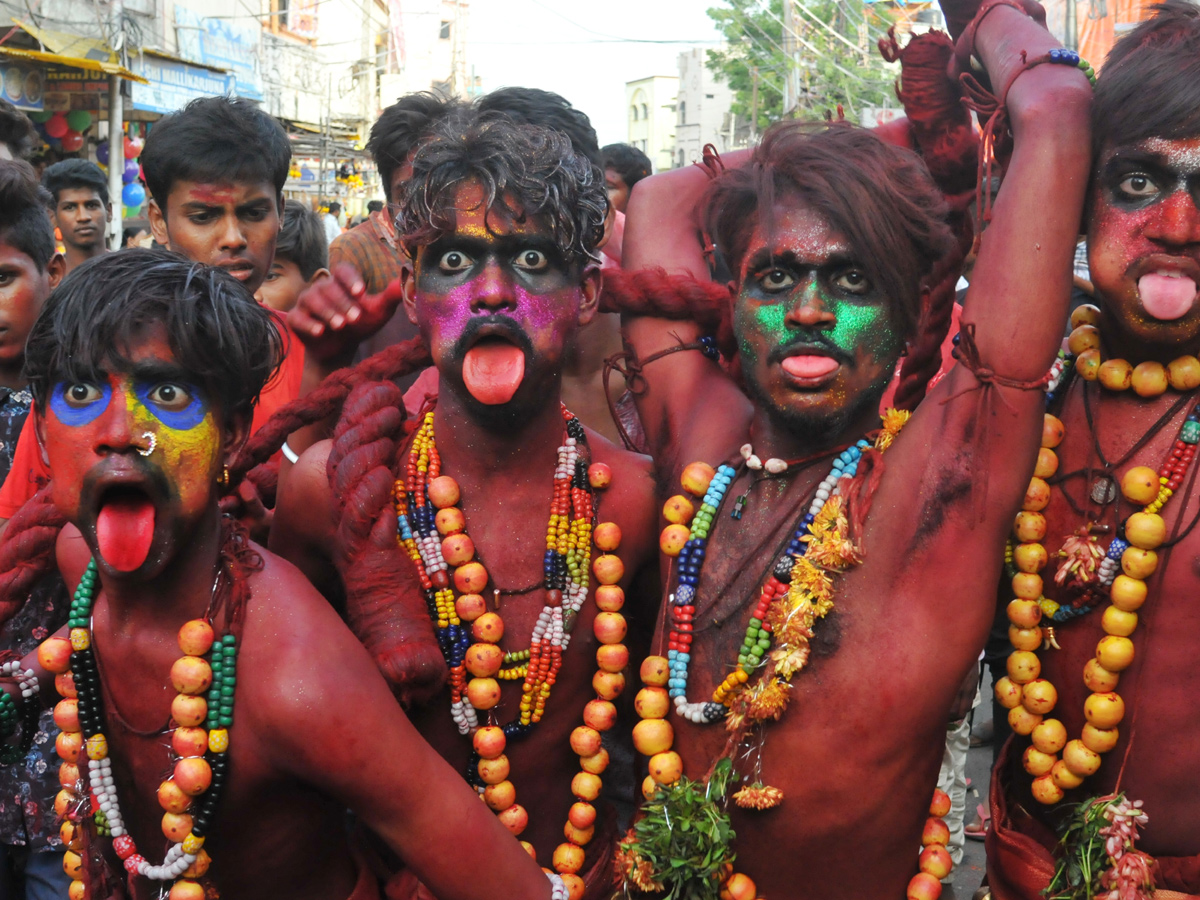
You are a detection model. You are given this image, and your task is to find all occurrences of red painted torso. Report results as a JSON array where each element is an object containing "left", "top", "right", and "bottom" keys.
[
  {"left": 655, "top": 382, "right": 1037, "bottom": 899},
  {"left": 1013, "top": 377, "right": 1200, "bottom": 855}
]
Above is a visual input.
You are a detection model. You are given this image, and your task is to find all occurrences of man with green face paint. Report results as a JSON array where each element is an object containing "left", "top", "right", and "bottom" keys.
[{"left": 607, "top": 6, "right": 1094, "bottom": 898}]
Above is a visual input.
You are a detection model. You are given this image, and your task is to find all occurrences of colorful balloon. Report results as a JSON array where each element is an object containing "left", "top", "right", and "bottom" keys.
[
  {"left": 96, "top": 141, "right": 110, "bottom": 165},
  {"left": 123, "top": 137, "right": 143, "bottom": 160},
  {"left": 29, "top": 110, "right": 53, "bottom": 124},
  {"left": 122, "top": 159, "right": 140, "bottom": 184},
  {"left": 45, "top": 114, "right": 68, "bottom": 139},
  {"left": 65, "top": 110, "right": 92, "bottom": 132},
  {"left": 121, "top": 182, "right": 146, "bottom": 207},
  {"left": 61, "top": 130, "right": 84, "bottom": 153}
]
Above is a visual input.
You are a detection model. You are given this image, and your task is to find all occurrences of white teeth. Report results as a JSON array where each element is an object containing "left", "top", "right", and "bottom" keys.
[{"left": 1157, "top": 270, "right": 1183, "bottom": 278}]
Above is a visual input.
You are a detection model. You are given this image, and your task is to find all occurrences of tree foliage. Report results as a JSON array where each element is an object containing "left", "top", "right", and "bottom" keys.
[{"left": 706, "top": 0, "right": 902, "bottom": 129}]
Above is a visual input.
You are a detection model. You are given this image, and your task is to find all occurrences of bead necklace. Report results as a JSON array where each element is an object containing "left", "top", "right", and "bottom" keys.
[
  {"left": 997, "top": 395, "right": 1200, "bottom": 806},
  {"left": 393, "top": 406, "right": 627, "bottom": 899},
  {"left": 41, "top": 558, "right": 236, "bottom": 900},
  {"left": 0, "top": 658, "right": 40, "bottom": 764},
  {"left": 396, "top": 406, "right": 599, "bottom": 735},
  {"left": 626, "top": 411, "right": 951, "bottom": 899},
  {"left": 1067, "top": 303, "right": 1200, "bottom": 397},
  {"left": 659, "top": 436, "right": 872, "bottom": 726}
]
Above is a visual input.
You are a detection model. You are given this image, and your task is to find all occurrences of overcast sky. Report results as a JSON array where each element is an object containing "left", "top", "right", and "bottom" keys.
[{"left": 466, "top": 0, "right": 724, "bottom": 147}]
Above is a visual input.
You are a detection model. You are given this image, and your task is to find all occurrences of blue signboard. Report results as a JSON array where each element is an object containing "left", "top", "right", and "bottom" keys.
[
  {"left": 0, "top": 60, "right": 45, "bottom": 111},
  {"left": 130, "top": 54, "right": 237, "bottom": 114},
  {"left": 174, "top": 5, "right": 263, "bottom": 100}
]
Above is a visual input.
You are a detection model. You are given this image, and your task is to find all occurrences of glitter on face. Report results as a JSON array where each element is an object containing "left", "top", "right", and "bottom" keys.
[
  {"left": 411, "top": 180, "right": 587, "bottom": 389},
  {"left": 733, "top": 202, "right": 905, "bottom": 424},
  {"left": 1088, "top": 135, "right": 1200, "bottom": 351}
]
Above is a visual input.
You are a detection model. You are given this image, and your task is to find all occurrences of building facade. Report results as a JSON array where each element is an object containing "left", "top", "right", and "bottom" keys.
[
  {"left": 673, "top": 47, "right": 737, "bottom": 169},
  {"left": 624, "top": 75, "right": 676, "bottom": 173}
]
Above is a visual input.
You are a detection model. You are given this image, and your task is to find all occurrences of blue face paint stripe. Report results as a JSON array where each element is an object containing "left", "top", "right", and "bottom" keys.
[
  {"left": 49, "top": 383, "right": 113, "bottom": 427},
  {"left": 132, "top": 382, "right": 207, "bottom": 431}
]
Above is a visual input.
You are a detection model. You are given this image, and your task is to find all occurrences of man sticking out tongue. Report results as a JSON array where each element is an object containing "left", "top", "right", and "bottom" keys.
[
  {"left": 607, "top": 0, "right": 1093, "bottom": 895},
  {"left": 272, "top": 113, "right": 659, "bottom": 900},
  {"left": 985, "top": 5, "right": 1200, "bottom": 898},
  {"left": 0, "top": 250, "right": 556, "bottom": 900}
]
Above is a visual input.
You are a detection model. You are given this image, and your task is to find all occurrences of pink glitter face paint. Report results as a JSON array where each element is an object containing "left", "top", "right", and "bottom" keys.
[
  {"left": 1089, "top": 136, "right": 1200, "bottom": 353},
  {"left": 411, "top": 181, "right": 588, "bottom": 408}
]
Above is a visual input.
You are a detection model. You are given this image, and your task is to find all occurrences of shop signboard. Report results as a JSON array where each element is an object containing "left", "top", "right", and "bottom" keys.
[
  {"left": 130, "top": 53, "right": 236, "bottom": 114},
  {"left": 174, "top": 5, "right": 263, "bottom": 100},
  {"left": 43, "top": 65, "right": 108, "bottom": 112},
  {"left": 0, "top": 60, "right": 45, "bottom": 111}
]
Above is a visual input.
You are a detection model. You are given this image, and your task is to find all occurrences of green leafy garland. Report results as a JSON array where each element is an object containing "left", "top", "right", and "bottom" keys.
[{"left": 618, "top": 759, "right": 737, "bottom": 900}]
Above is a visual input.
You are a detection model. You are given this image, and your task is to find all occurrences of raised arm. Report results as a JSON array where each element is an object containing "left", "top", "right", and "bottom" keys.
[{"left": 949, "top": 6, "right": 1092, "bottom": 383}]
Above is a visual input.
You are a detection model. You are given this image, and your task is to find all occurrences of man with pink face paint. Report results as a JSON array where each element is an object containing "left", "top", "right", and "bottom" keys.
[
  {"left": 984, "top": 4, "right": 1200, "bottom": 897},
  {"left": 272, "top": 112, "right": 659, "bottom": 900}
]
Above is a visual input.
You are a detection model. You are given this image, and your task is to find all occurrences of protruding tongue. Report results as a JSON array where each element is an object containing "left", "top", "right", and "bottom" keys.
[
  {"left": 1139, "top": 272, "right": 1198, "bottom": 321},
  {"left": 96, "top": 494, "right": 156, "bottom": 573},
  {"left": 781, "top": 355, "right": 840, "bottom": 379},
  {"left": 462, "top": 341, "right": 526, "bottom": 405}
]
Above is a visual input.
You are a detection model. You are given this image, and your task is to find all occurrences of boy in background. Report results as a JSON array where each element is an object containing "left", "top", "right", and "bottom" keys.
[
  {"left": 41, "top": 160, "right": 111, "bottom": 273},
  {"left": 0, "top": 96, "right": 304, "bottom": 524},
  {"left": 256, "top": 200, "right": 328, "bottom": 314}
]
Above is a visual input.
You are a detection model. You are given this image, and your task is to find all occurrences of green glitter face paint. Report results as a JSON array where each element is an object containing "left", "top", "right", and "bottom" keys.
[{"left": 732, "top": 203, "right": 906, "bottom": 425}]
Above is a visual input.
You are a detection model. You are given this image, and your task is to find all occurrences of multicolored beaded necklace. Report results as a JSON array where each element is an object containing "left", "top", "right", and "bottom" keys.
[
  {"left": 396, "top": 405, "right": 598, "bottom": 737},
  {"left": 623, "top": 411, "right": 954, "bottom": 899},
  {"left": 393, "top": 404, "right": 628, "bottom": 899},
  {"left": 41, "top": 557, "right": 236, "bottom": 900}
]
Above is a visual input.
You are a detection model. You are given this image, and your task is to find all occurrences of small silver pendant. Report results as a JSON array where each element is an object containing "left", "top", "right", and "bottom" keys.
[{"left": 1090, "top": 476, "right": 1116, "bottom": 506}]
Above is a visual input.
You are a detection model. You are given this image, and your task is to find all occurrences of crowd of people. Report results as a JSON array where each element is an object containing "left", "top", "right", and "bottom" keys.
[{"left": 0, "top": 0, "right": 1196, "bottom": 898}]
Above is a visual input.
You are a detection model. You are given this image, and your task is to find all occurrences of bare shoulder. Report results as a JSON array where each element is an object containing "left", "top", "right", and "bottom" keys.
[
  {"left": 238, "top": 544, "right": 380, "bottom": 709},
  {"left": 243, "top": 543, "right": 349, "bottom": 647},
  {"left": 586, "top": 429, "right": 658, "bottom": 549}
]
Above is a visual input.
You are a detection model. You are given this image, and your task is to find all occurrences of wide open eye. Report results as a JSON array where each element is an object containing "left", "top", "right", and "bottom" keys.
[
  {"left": 63, "top": 383, "right": 104, "bottom": 407},
  {"left": 438, "top": 250, "right": 474, "bottom": 272},
  {"left": 513, "top": 249, "right": 549, "bottom": 271},
  {"left": 758, "top": 268, "right": 795, "bottom": 291},
  {"left": 147, "top": 383, "right": 192, "bottom": 412},
  {"left": 1116, "top": 173, "right": 1159, "bottom": 200},
  {"left": 833, "top": 269, "right": 870, "bottom": 294}
]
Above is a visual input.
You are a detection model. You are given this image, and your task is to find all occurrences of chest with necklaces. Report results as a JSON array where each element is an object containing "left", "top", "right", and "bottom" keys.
[
  {"left": 618, "top": 411, "right": 959, "bottom": 900},
  {"left": 998, "top": 304, "right": 1200, "bottom": 897}
]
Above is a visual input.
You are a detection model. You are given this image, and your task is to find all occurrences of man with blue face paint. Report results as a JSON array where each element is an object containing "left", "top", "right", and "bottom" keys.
[{"left": 0, "top": 249, "right": 559, "bottom": 900}]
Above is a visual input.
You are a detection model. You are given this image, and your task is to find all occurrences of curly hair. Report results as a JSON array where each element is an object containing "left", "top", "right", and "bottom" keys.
[{"left": 396, "top": 112, "right": 608, "bottom": 269}]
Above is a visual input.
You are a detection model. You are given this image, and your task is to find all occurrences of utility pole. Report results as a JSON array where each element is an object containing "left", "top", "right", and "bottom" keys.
[
  {"left": 782, "top": 0, "right": 797, "bottom": 115},
  {"left": 750, "top": 66, "right": 759, "bottom": 142},
  {"left": 1065, "top": 0, "right": 1077, "bottom": 50},
  {"left": 318, "top": 72, "right": 331, "bottom": 209},
  {"left": 106, "top": 0, "right": 124, "bottom": 249}
]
